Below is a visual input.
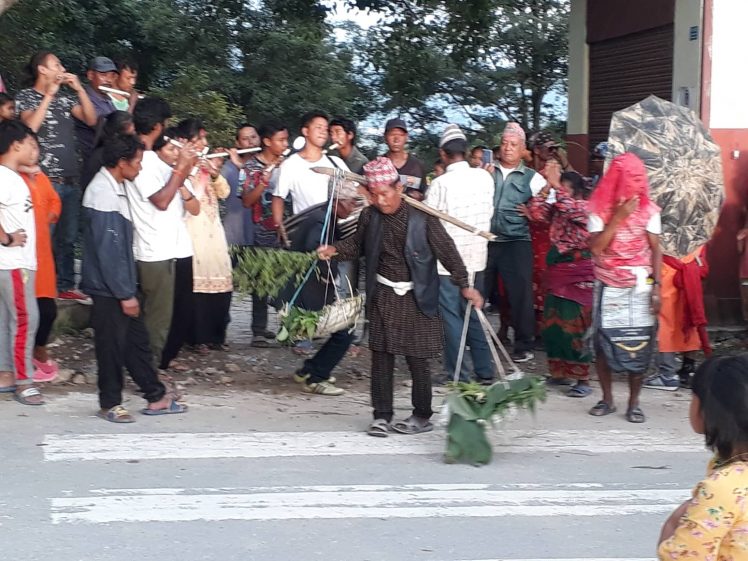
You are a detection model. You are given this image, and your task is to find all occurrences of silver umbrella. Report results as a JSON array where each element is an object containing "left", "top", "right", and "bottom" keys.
[{"left": 607, "top": 95, "right": 724, "bottom": 257}]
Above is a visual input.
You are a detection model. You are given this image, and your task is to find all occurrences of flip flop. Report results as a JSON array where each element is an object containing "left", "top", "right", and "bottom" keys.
[
  {"left": 626, "top": 407, "right": 646, "bottom": 424},
  {"left": 0, "top": 385, "right": 17, "bottom": 393},
  {"left": 367, "top": 419, "right": 390, "bottom": 438},
  {"left": 567, "top": 384, "right": 593, "bottom": 398},
  {"left": 588, "top": 400, "right": 617, "bottom": 417},
  {"left": 391, "top": 415, "right": 433, "bottom": 435},
  {"left": 97, "top": 405, "right": 135, "bottom": 424},
  {"left": 141, "top": 400, "right": 188, "bottom": 416},
  {"left": 14, "top": 386, "right": 45, "bottom": 406}
]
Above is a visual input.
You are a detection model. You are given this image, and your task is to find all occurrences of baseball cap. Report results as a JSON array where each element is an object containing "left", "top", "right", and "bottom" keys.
[
  {"left": 89, "top": 56, "right": 118, "bottom": 73},
  {"left": 384, "top": 118, "right": 408, "bottom": 134}
]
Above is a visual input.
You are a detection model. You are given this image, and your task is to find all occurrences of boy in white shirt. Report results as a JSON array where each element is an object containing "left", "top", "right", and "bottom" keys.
[{"left": 0, "top": 120, "right": 42, "bottom": 405}]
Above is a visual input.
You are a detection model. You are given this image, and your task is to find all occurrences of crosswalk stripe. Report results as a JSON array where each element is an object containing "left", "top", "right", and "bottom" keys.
[
  {"left": 42, "top": 429, "right": 705, "bottom": 461},
  {"left": 50, "top": 485, "right": 687, "bottom": 524},
  {"left": 452, "top": 558, "right": 655, "bottom": 561}
]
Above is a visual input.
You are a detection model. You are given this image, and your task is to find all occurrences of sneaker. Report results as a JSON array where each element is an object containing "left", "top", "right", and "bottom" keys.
[
  {"left": 643, "top": 374, "right": 680, "bottom": 391},
  {"left": 32, "top": 358, "right": 59, "bottom": 383},
  {"left": 301, "top": 380, "right": 345, "bottom": 396},
  {"left": 511, "top": 351, "right": 534, "bottom": 364},
  {"left": 294, "top": 371, "right": 336, "bottom": 385},
  {"left": 58, "top": 290, "right": 92, "bottom": 305},
  {"left": 251, "top": 334, "right": 278, "bottom": 348}
]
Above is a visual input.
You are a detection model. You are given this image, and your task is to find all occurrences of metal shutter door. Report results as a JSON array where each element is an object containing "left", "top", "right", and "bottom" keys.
[{"left": 588, "top": 25, "right": 674, "bottom": 148}]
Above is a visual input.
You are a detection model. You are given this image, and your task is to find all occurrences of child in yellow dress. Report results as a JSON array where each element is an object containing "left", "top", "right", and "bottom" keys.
[{"left": 658, "top": 355, "right": 748, "bottom": 560}]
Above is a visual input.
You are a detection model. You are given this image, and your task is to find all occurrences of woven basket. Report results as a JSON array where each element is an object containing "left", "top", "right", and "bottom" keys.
[{"left": 314, "top": 295, "right": 364, "bottom": 338}]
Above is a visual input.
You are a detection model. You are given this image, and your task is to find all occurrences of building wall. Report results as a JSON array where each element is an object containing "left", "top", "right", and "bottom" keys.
[
  {"left": 672, "top": 0, "right": 703, "bottom": 111},
  {"left": 702, "top": 0, "right": 748, "bottom": 324},
  {"left": 566, "top": 0, "right": 589, "bottom": 173}
]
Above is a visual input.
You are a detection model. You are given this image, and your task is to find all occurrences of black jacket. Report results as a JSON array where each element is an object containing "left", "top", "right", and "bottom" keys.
[
  {"left": 364, "top": 207, "right": 440, "bottom": 318},
  {"left": 80, "top": 168, "right": 138, "bottom": 300}
]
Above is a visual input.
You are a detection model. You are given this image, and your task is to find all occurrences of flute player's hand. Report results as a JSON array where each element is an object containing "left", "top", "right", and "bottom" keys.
[
  {"left": 175, "top": 141, "right": 200, "bottom": 175},
  {"left": 227, "top": 148, "right": 244, "bottom": 170}
]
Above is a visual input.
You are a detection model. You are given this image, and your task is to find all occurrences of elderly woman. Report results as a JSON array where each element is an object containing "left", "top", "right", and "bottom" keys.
[{"left": 527, "top": 169, "right": 594, "bottom": 397}]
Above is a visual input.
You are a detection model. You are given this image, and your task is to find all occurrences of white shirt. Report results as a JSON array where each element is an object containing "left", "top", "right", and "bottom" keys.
[
  {"left": 126, "top": 151, "right": 193, "bottom": 262},
  {"left": 498, "top": 164, "right": 548, "bottom": 196},
  {"left": 0, "top": 166, "right": 36, "bottom": 270},
  {"left": 425, "top": 162, "right": 494, "bottom": 275},
  {"left": 588, "top": 212, "right": 662, "bottom": 234},
  {"left": 274, "top": 153, "right": 349, "bottom": 214}
]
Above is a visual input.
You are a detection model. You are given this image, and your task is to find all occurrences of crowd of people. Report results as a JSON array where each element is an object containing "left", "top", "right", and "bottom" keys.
[
  {"left": 1, "top": 48, "right": 747, "bottom": 561},
  {"left": 0, "top": 50, "right": 714, "bottom": 429}
]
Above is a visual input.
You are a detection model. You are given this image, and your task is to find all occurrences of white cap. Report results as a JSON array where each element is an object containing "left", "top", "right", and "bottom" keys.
[{"left": 439, "top": 124, "right": 467, "bottom": 148}]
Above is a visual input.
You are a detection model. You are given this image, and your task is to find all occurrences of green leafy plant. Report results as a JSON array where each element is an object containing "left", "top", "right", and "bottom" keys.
[
  {"left": 444, "top": 377, "right": 547, "bottom": 466},
  {"left": 276, "top": 305, "right": 322, "bottom": 343},
  {"left": 232, "top": 247, "right": 317, "bottom": 299}
]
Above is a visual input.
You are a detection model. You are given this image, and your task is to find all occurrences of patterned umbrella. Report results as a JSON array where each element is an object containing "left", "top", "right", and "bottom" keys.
[{"left": 607, "top": 95, "right": 724, "bottom": 257}]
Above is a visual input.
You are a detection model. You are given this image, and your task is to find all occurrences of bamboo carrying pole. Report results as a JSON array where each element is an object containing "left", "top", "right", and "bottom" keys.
[{"left": 311, "top": 167, "right": 497, "bottom": 242}]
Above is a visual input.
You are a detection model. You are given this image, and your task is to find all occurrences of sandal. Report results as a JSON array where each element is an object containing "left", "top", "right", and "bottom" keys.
[
  {"left": 567, "top": 384, "right": 593, "bottom": 398},
  {"left": 97, "top": 405, "right": 135, "bottom": 424},
  {"left": 14, "top": 386, "right": 44, "bottom": 406},
  {"left": 141, "top": 399, "right": 188, "bottom": 416},
  {"left": 367, "top": 418, "right": 390, "bottom": 438},
  {"left": 391, "top": 415, "right": 434, "bottom": 435},
  {"left": 588, "top": 400, "right": 617, "bottom": 417},
  {"left": 626, "top": 406, "right": 646, "bottom": 424}
]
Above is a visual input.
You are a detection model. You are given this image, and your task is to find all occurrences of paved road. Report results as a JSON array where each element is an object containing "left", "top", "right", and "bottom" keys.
[{"left": 1, "top": 380, "right": 705, "bottom": 561}]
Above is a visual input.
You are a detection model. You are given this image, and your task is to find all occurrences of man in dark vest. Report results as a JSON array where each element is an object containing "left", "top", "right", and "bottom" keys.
[
  {"left": 485, "top": 122, "right": 548, "bottom": 363},
  {"left": 319, "top": 157, "right": 483, "bottom": 437}
]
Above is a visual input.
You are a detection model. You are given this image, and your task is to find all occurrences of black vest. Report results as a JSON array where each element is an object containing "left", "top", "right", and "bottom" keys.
[{"left": 364, "top": 206, "right": 439, "bottom": 318}]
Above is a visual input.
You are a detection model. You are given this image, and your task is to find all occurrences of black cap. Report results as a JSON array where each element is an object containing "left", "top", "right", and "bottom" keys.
[
  {"left": 89, "top": 56, "right": 118, "bottom": 73},
  {"left": 384, "top": 118, "right": 408, "bottom": 134}
]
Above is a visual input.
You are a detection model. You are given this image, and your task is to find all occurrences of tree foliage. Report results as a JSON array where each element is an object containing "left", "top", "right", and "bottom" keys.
[
  {"left": 0, "top": 0, "right": 367, "bottom": 138},
  {"left": 0, "top": 0, "right": 569, "bottom": 150},
  {"left": 364, "top": 0, "right": 568, "bottom": 141}
]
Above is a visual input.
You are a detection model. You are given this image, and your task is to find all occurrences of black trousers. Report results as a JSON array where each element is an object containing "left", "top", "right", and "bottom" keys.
[
  {"left": 251, "top": 294, "right": 269, "bottom": 335},
  {"left": 160, "top": 257, "right": 194, "bottom": 369},
  {"left": 484, "top": 240, "right": 534, "bottom": 353},
  {"left": 35, "top": 297, "right": 57, "bottom": 347},
  {"left": 192, "top": 292, "right": 232, "bottom": 345},
  {"left": 300, "top": 329, "right": 355, "bottom": 383},
  {"left": 91, "top": 295, "right": 166, "bottom": 410},
  {"left": 371, "top": 352, "right": 432, "bottom": 422}
]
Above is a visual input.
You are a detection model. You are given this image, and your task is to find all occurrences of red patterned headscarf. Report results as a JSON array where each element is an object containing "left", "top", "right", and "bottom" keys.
[
  {"left": 588, "top": 152, "right": 658, "bottom": 225},
  {"left": 364, "top": 156, "right": 400, "bottom": 191}
]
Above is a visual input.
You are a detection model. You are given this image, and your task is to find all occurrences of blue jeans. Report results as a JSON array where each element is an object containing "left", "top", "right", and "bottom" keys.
[
  {"left": 51, "top": 180, "right": 80, "bottom": 291},
  {"left": 439, "top": 275, "right": 493, "bottom": 382},
  {"left": 300, "top": 329, "right": 355, "bottom": 383}
]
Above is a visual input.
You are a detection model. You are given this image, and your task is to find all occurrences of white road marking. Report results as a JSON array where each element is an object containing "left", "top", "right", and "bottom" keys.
[
  {"left": 42, "top": 429, "right": 705, "bottom": 461},
  {"left": 453, "top": 558, "right": 655, "bottom": 561},
  {"left": 51, "top": 485, "right": 686, "bottom": 524}
]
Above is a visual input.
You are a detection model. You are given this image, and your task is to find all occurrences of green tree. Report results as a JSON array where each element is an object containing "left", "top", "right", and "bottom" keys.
[{"left": 362, "top": 0, "right": 568, "bottom": 137}]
